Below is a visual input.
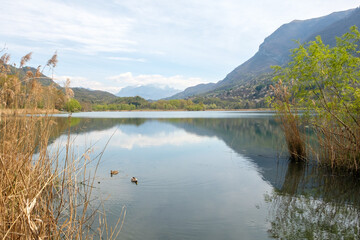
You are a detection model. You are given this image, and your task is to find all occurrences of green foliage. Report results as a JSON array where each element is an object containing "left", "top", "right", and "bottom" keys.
[
  {"left": 92, "top": 103, "right": 136, "bottom": 111},
  {"left": 255, "top": 84, "right": 264, "bottom": 91},
  {"left": 276, "top": 26, "right": 360, "bottom": 117},
  {"left": 93, "top": 97, "right": 214, "bottom": 111},
  {"left": 271, "top": 26, "right": 360, "bottom": 169},
  {"left": 65, "top": 98, "right": 82, "bottom": 112}
]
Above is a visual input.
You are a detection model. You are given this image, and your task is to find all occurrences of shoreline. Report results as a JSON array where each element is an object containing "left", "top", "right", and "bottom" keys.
[
  {"left": 86, "top": 108, "right": 274, "bottom": 113},
  {"left": 0, "top": 109, "right": 61, "bottom": 115},
  {"left": 0, "top": 108, "right": 274, "bottom": 116}
]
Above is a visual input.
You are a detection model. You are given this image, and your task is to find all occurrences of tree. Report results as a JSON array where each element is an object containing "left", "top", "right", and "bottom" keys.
[
  {"left": 270, "top": 26, "right": 360, "bottom": 170},
  {"left": 65, "top": 98, "right": 82, "bottom": 112}
]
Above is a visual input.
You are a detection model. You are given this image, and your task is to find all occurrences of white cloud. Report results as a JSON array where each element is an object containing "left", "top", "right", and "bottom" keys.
[
  {"left": 107, "top": 57, "right": 146, "bottom": 62},
  {"left": 1, "top": 0, "right": 359, "bottom": 93},
  {"left": 114, "top": 0, "right": 360, "bottom": 60},
  {"left": 54, "top": 72, "right": 209, "bottom": 93},
  {"left": 108, "top": 72, "right": 211, "bottom": 90},
  {"left": 54, "top": 75, "right": 121, "bottom": 94},
  {"left": 1, "top": 0, "right": 136, "bottom": 55}
]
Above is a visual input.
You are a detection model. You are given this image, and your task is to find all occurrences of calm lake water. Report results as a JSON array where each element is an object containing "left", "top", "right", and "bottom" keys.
[{"left": 49, "top": 111, "right": 360, "bottom": 239}]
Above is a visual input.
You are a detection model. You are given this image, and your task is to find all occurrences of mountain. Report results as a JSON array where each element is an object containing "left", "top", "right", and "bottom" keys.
[
  {"left": 9, "top": 66, "right": 62, "bottom": 88},
  {"left": 72, "top": 87, "right": 117, "bottom": 104},
  {"left": 170, "top": 7, "right": 359, "bottom": 100},
  {"left": 116, "top": 85, "right": 180, "bottom": 100},
  {"left": 14, "top": 66, "right": 118, "bottom": 110},
  {"left": 168, "top": 83, "right": 216, "bottom": 99}
]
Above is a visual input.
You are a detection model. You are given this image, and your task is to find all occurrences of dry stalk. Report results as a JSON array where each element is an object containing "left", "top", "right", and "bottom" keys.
[{"left": 0, "top": 53, "right": 124, "bottom": 239}]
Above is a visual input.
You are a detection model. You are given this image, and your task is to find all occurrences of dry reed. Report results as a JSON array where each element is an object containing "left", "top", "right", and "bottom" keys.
[
  {"left": 0, "top": 113, "right": 125, "bottom": 239},
  {"left": 0, "top": 53, "right": 125, "bottom": 239},
  {"left": 270, "top": 80, "right": 307, "bottom": 162}
]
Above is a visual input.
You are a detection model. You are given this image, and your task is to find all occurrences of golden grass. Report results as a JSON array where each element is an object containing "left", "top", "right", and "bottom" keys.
[
  {"left": 271, "top": 79, "right": 360, "bottom": 170},
  {"left": 0, "top": 111, "right": 125, "bottom": 239},
  {"left": 0, "top": 52, "right": 124, "bottom": 239},
  {"left": 270, "top": 80, "right": 307, "bottom": 162},
  {"left": 0, "top": 108, "right": 60, "bottom": 115}
]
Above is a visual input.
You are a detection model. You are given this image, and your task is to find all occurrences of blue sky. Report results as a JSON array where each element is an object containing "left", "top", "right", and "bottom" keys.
[{"left": 1, "top": 0, "right": 359, "bottom": 94}]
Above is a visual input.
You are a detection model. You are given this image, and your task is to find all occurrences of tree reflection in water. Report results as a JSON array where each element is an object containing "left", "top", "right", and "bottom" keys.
[
  {"left": 49, "top": 115, "right": 360, "bottom": 239},
  {"left": 266, "top": 160, "right": 360, "bottom": 239}
]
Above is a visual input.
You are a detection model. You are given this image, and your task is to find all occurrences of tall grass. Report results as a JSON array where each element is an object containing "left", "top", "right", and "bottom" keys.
[
  {"left": 0, "top": 113, "right": 125, "bottom": 239},
  {"left": 270, "top": 78, "right": 360, "bottom": 169},
  {"left": 270, "top": 80, "right": 307, "bottom": 162},
  {"left": 270, "top": 28, "right": 360, "bottom": 171},
  {"left": 0, "top": 53, "right": 125, "bottom": 239}
]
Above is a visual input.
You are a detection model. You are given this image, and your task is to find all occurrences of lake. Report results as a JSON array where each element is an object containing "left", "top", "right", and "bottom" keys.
[{"left": 49, "top": 111, "right": 360, "bottom": 239}]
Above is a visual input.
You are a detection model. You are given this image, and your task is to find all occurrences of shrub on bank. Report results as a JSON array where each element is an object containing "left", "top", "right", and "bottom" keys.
[{"left": 269, "top": 26, "right": 360, "bottom": 170}]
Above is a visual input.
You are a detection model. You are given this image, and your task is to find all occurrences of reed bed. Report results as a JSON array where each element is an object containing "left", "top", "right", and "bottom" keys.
[
  {"left": 0, "top": 52, "right": 124, "bottom": 239},
  {"left": 270, "top": 80, "right": 307, "bottom": 162},
  {"left": 0, "top": 111, "right": 124, "bottom": 239},
  {"left": 270, "top": 28, "right": 360, "bottom": 171}
]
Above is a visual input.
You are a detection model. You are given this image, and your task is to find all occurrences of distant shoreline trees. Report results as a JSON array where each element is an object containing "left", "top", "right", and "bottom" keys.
[{"left": 91, "top": 96, "right": 267, "bottom": 111}]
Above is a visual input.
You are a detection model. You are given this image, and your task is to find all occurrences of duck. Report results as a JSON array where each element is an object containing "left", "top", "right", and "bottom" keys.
[
  {"left": 110, "top": 170, "right": 119, "bottom": 176},
  {"left": 131, "top": 177, "right": 138, "bottom": 183}
]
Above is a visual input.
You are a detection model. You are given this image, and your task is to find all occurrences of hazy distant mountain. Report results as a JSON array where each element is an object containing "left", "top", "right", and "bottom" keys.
[
  {"left": 116, "top": 85, "right": 181, "bottom": 100},
  {"left": 168, "top": 83, "right": 216, "bottom": 99},
  {"left": 170, "top": 7, "right": 359, "bottom": 99}
]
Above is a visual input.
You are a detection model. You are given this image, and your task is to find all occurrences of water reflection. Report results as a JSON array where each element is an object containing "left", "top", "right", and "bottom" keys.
[
  {"left": 52, "top": 116, "right": 285, "bottom": 161},
  {"left": 49, "top": 113, "right": 360, "bottom": 239},
  {"left": 267, "top": 160, "right": 360, "bottom": 239},
  {"left": 59, "top": 122, "right": 215, "bottom": 150}
]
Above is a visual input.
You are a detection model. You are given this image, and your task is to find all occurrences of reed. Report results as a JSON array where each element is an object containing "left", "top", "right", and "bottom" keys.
[
  {"left": 270, "top": 27, "right": 360, "bottom": 170},
  {"left": 0, "top": 53, "right": 124, "bottom": 239},
  {"left": 269, "top": 80, "right": 307, "bottom": 162}
]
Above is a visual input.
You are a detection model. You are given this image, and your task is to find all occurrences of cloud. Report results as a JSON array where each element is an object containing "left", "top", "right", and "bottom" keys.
[
  {"left": 113, "top": 0, "right": 360, "bottom": 61},
  {"left": 107, "top": 57, "right": 146, "bottom": 62},
  {"left": 54, "top": 75, "right": 121, "bottom": 94},
  {"left": 108, "top": 72, "right": 210, "bottom": 90},
  {"left": 54, "top": 71, "right": 209, "bottom": 94},
  {"left": 2, "top": 0, "right": 359, "bottom": 93},
  {"left": 1, "top": 0, "right": 136, "bottom": 55}
]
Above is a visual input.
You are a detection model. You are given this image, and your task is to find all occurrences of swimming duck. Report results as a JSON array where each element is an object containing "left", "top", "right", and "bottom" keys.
[
  {"left": 110, "top": 170, "right": 119, "bottom": 176},
  {"left": 131, "top": 177, "right": 138, "bottom": 183}
]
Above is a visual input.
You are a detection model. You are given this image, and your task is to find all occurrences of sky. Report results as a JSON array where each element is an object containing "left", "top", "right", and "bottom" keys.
[{"left": 0, "top": 0, "right": 359, "bottom": 94}]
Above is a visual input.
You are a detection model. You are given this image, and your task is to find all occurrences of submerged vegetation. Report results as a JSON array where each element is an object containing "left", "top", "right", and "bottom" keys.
[
  {"left": 269, "top": 26, "right": 360, "bottom": 171},
  {"left": 0, "top": 53, "right": 124, "bottom": 238}
]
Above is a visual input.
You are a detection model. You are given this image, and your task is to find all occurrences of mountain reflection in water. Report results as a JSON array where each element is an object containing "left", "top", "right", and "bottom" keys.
[{"left": 49, "top": 113, "right": 360, "bottom": 239}]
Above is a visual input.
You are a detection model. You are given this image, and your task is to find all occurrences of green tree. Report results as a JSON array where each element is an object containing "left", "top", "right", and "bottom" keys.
[
  {"left": 65, "top": 98, "right": 82, "bottom": 112},
  {"left": 270, "top": 26, "right": 360, "bottom": 169}
]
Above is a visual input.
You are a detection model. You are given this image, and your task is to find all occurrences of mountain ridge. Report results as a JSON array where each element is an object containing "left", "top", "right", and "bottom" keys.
[
  {"left": 116, "top": 85, "right": 180, "bottom": 100},
  {"left": 169, "top": 7, "right": 359, "bottom": 100},
  {"left": 14, "top": 66, "right": 118, "bottom": 110}
]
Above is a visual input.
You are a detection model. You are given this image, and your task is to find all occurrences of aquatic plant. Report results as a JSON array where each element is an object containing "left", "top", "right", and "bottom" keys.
[
  {"left": 269, "top": 26, "right": 360, "bottom": 171},
  {"left": 0, "top": 53, "right": 124, "bottom": 239}
]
